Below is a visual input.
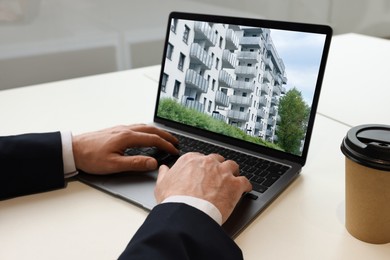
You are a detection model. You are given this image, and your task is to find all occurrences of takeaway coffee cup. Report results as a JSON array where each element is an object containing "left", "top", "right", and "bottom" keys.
[{"left": 341, "top": 124, "right": 390, "bottom": 244}]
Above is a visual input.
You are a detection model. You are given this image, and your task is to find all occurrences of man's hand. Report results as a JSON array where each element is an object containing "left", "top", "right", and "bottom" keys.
[
  {"left": 72, "top": 124, "right": 179, "bottom": 174},
  {"left": 155, "top": 152, "right": 252, "bottom": 223}
]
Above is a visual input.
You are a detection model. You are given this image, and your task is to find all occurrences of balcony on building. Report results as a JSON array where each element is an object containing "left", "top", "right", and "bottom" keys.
[
  {"left": 229, "top": 95, "right": 252, "bottom": 106},
  {"left": 274, "top": 73, "right": 287, "bottom": 86},
  {"left": 232, "top": 81, "right": 255, "bottom": 92},
  {"left": 215, "top": 90, "right": 229, "bottom": 107},
  {"left": 255, "top": 121, "right": 264, "bottom": 131},
  {"left": 259, "top": 96, "right": 268, "bottom": 107},
  {"left": 218, "top": 70, "right": 235, "bottom": 88},
  {"left": 274, "top": 73, "right": 283, "bottom": 86},
  {"left": 194, "top": 22, "right": 217, "bottom": 47},
  {"left": 269, "top": 106, "right": 278, "bottom": 115},
  {"left": 261, "top": 83, "right": 270, "bottom": 95},
  {"left": 240, "top": 36, "right": 263, "bottom": 48},
  {"left": 280, "top": 86, "right": 287, "bottom": 94},
  {"left": 190, "top": 43, "right": 213, "bottom": 70},
  {"left": 267, "top": 116, "right": 277, "bottom": 126},
  {"left": 240, "top": 26, "right": 264, "bottom": 48},
  {"left": 281, "top": 74, "right": 287, "bottom": 85},
  {"left": 266, "top": 129, "right": 274, "bottom": 137},
  {"left": 272, "top": 85, "right": 281, "bottom": 96},
  {"left": 262, "top": 70, "right": 272, "bottom": 83},
  {"left": 266, "top": 40, "right": 285, "bottom": 74},
  {"left": 271, "top": 96, "right": 279, "bottom": 105},
  {"left": 225, "top": 29, "right": 240, "bottom": 50},
  {"left": 185, "top": 69, "right": 209, "bottom": 93},
  {"left": 257, "top": 108, "right": 267, "bottom": 118},
  {"left": 277, "top": 57, "right": 286, "bottom": 74},
  {"left": 222, "top": 50, "right": 237, "bottom": 69},
  {"left": 236, "top": 51, "right": 260, "bottom": 63},
  {"left": 181, "top": 96, "right": 204, "bottom": 113},
  {"left": 241, "top": 26, "right": 263, "bottom": 33},
  {"left": 227, "top": 110, "right": 250, "bottom": 122},
  {"left": 235, "top": 65, "right": 257, "bottom": 77},
  {"left": 264, "top": 57, "right": 274, "bottom": 71},
  {"left": 212, "top": 111, "right": 226, "bottom": 121}
]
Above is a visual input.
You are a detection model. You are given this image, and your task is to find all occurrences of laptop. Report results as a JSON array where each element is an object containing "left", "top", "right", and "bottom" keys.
[{"left": 78, "top": 11, "right": 332, "bottom": 238}]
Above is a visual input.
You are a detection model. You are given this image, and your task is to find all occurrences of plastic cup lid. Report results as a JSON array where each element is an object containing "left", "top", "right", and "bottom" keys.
[{"left": 341, "top": 124, "right": 390, "bottom": 171}]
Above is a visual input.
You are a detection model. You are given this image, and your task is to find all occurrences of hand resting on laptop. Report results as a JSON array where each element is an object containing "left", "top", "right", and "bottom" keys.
[
  {"left": 155, "top": 152, "right": 252, "bottom": 223},
  {"left": 72, "top": 124, "right": 179, "bottom": 174}
]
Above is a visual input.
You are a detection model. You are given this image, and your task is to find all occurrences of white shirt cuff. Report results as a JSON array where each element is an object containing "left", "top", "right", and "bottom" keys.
[
  {"left": 60, "top": 131, "right": 78, "bottom": 178},
  {"left": 161, "top": 195, "right": 223, "bottom": 225}
]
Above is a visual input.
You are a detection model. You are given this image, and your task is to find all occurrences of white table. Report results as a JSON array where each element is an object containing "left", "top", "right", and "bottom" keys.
[{"left": 1, "top": 34, "right": 390, "bottom": 259}]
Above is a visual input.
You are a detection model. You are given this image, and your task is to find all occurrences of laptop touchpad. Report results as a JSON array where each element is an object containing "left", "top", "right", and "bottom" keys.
[{"left": 102, "top": 171, "right": 158, "bottom": 210}]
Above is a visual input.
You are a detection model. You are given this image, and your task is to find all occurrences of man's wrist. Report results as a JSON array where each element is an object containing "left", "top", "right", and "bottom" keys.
[
  {"left": 60, "top": 131, "right": 78, "bottom": 178},
  {"left": 161, "top": 195, "right": 223, "bottom": 225}
]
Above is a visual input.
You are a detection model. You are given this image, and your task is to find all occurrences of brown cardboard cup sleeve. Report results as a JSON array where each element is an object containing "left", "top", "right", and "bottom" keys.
[{"left": 341, "top": 124, "right": 390, "bottom": 244}]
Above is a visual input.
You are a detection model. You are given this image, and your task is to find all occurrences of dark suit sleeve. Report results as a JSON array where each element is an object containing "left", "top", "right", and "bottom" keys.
[
  {"left": 119, "top": 203, "right": 244, "bottom": 260},
  {"left": 0, "top": 132, "right": 65, "bottom": 200}
]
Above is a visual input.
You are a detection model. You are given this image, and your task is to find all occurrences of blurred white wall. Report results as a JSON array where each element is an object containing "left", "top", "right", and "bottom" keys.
[
  {"left": 0, "top": 0, "right": 389, "bottom": 90},
  {"left": 192, "top": 0, "right": 390, "bottom": 37},
  {"left": 0, "top": 0, "right": 260, "bottom": 90},
  {"left": 330, "top": 0, "right": 390, "bottom": 37}
]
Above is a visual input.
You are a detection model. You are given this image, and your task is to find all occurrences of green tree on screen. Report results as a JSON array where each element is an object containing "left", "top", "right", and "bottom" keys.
[{"left": 276, "top": 88, "right": 310, "bottom": 155}]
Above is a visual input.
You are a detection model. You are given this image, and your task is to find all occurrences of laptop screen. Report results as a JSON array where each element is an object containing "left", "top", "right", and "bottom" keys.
[{"left": 155, "top": 12, "right": 332, "bottom": 164}]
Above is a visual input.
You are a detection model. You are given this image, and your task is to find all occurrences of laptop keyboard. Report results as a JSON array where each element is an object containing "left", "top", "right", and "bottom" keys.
[{"left": 125, "top": 133, "right": 290, "bottom": 194}]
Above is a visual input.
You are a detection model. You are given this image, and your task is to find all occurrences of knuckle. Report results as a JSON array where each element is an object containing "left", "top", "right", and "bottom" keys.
[{"left": 114, "top": 125, "right": 128, "bottom": 132}]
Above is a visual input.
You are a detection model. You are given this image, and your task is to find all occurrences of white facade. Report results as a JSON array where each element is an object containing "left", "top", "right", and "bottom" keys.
[{"left": 160, "top": 19, "right": 287, "bottom": 143}]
